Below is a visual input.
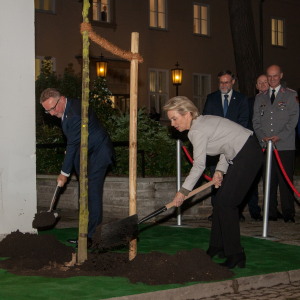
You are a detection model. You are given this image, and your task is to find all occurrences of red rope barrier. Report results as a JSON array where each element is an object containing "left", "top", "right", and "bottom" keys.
[
  {"left": 181, "top": 145, "right": 212, "bottom": 181},
  {"left": 274, "top": 149, "right": 300, "bottom": 198},
  {"left": 181, "top": 142, "right": 299, "bottom": 197}
]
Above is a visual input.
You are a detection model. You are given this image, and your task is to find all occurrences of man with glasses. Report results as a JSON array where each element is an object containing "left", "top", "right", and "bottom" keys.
[
  {"left": 203, "top": 70, "right": 249, "bottom": 222},
  {"left": 40, "top": 88, "right": 115, "bottom": 248}
]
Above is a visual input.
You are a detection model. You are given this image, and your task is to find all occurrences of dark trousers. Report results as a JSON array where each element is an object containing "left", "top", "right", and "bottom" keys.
[
  {"left": 263, "top": 150, "right": 295, "bottom": 218},
  {"left": 87, "top": 165, "right": 109, "bottom": 238},
  {"left": 75, "top": 162, "right": 109, "bottom": 239},
  {"left": 211, "top": 166, "right": 262, "bottom": 217},
  {"left": 209, "top": 136, "right": 264, "bottom": 256}
]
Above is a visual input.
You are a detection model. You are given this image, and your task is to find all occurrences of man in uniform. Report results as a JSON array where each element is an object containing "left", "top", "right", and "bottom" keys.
[
  {"left": 253, "top": 65, "right": 299, "bottom": 223},
  {"left": 203, "top": 70, "right": 249, "bottom": 221}
]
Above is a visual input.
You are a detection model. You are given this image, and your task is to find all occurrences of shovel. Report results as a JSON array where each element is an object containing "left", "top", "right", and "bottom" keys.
[
  {"left": 97, "top": 180, "right": 216, "bottom": 249},
  {"left": 32, "top": 181, "right": 62, "bottom": 229}
]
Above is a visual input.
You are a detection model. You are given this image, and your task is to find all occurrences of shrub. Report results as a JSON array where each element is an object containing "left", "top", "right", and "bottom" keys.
[{"left": 35, "top": 61, "right": 192, "bottom": 177}]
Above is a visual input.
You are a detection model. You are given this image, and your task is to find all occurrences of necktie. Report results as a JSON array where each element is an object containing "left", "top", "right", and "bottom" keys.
[
  {"left": 223, "top": 94, "right": 228, "bottom": 117},
  {"left": 270, "top": 89, "right": 276, "bottom": 104}
]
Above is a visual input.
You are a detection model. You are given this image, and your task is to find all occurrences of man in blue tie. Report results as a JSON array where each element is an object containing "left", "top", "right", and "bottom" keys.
[{"left": 203, "top": 70, "right": 249, "bottom": 221}]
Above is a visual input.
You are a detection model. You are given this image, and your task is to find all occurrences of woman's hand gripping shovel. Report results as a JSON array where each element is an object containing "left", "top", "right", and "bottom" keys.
[
  {"left": 32, "top": 181, "right": 62, "bottom": 229},
  {"left": 95, "top": 180, "right": 216, "bottom": 249}
]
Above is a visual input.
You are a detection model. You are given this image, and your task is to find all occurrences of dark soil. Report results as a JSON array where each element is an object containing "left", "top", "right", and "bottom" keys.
[
  {"left": 32, "top": 212, "right": 57, "bottom": 229},
  {"left": 0, "top": 231, "right": 234, "bottom": 285}
]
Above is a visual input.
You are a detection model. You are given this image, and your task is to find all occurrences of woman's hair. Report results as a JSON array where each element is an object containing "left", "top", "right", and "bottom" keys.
[{"left": 163, "top": 96, "right": 199, "bottom": 120}]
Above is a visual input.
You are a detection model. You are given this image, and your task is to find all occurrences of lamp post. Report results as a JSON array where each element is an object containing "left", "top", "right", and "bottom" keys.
[
  {"left": 96, "top": 54, "right": 108, "bottom": 78},
  {"left": 171, "top": 62, "right": 183, "bottom": 226}
]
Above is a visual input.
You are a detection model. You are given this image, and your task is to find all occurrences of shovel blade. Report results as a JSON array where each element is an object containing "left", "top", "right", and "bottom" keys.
[{"left": 93, "top": 214, "right": 139, "bottom": 249}]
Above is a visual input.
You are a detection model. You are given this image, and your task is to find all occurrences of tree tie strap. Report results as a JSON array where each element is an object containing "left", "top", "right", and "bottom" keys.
[{"left": 80, "top": 23, "right": 144, "bottom": 63}]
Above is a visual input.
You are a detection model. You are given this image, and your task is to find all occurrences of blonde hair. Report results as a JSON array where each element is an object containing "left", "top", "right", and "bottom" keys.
[{"left": 163, "top": 96, "right": 199, "bottom": 120}]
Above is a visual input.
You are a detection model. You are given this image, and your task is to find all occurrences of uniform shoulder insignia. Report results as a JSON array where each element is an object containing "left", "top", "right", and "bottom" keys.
[{"left": 286, "top": 87, "right": 296, "bottom": 93}]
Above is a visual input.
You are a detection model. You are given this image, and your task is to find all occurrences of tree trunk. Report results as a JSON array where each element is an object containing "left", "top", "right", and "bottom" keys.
[
  {"left": 78, "top": 0, "right": 90, "bottom": 264},
  {"left": 228, "top": 0, "right": 260, "bottom": 98}
]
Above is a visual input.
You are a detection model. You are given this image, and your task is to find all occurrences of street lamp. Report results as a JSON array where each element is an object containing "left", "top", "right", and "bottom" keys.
[
  {"left": 96, "top": 54, "right": 108, "bottom": 78},
  {"left": 171, "top": 62, "right": 183, "bottom": 96}
]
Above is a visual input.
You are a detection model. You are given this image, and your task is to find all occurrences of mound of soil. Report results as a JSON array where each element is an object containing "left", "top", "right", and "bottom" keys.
[
  {"left": 0, "top": 231, "right": 234, "bottom": 285},
  {"left": 32, "top": 212, "right": 57, "bottom": 229},
  {"left": 0, "top": 231, "right": 75, "bottom": 270}
]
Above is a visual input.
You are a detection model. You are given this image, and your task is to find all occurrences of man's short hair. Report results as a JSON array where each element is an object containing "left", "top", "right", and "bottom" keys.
[
  {"left": 40, "top": 88, "right": 61, "bottom": 104},
  {"left": 217, "top": 70, "right": 235, "bottom": 81}
]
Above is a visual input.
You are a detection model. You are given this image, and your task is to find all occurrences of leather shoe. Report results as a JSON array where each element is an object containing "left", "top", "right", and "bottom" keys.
[
  {"left": 251, "top": 213, "right": 263, "bottom": 221},
  {"left": 219, "top": 251, "right": 246, "bottom": 269},
  {"left": 67, "top": 238, "right": 78, "bottom": 244},
  {"left": 268, "top": 216, "right": 277, "bottom": 221},
  {"left": 206, "top": 246, "right": 225, "bottom": 259},
  {"left": 208, "top": 213, "right": 213, "bottom": 222},
  {"left": 239, "top": 213, "right": 245, "bottom": 222},
  {"left": 284, "top": 215, "right": 295, "bottom": 223},
  {"left": 75, "top": 238, "right": 93, "bottom": 249},
  {"left": 277, "top": 210, "right": 284, "bottom": 219}
]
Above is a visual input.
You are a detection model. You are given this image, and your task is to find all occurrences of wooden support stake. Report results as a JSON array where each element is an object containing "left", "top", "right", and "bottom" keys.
[
  {"left": 78, "top": 0, "right": 90, "bottom": 264},
  {"left": 129, "top": 32, "right": 139, "bottom": 261}
]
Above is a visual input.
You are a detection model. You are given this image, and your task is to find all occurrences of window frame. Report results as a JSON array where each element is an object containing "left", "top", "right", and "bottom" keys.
[
  {"left": 193, "top": 73, "right": 211, "bottom": 114},
  {"left": 35, "top": 56, "right": 56, "bottom": 81},
  {"left": 148, "top": 68, "right": 169, "bottom": 120},
  {"left": 149, "top": 0, "right": 168, "bottom": 31},
  {"left": 90, "top": 0, "right": 116, "bottom": 29},
  {"left": 35, "top": 0, "right": 55, "bottom": 14},
  {"left": 271, "top": 17, "right": 285, "bottom": 47},
  {"left": 193, "top": 2, "right": 210, "bottom": 37}
]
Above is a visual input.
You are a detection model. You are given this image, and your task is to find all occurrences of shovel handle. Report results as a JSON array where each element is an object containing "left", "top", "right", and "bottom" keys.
[
  {"left": 165, "top": 180, "right": 216, "bottom": 210},
  {"left": 49, "top": 181, "right": 62, "bottom": 211}
]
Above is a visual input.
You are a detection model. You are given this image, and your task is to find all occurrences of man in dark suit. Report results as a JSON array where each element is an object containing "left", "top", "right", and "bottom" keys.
[
  {"left": 203, "top": 70, "right": 249, "bottom": 221},
  {"left": 40, "top": 88, "right": 115, "bottom": 247}
]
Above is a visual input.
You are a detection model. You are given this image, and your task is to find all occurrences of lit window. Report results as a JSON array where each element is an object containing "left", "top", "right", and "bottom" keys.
[
  {"left": 93, "top": 0, "right": 110, "bottom": 22},
  {"left": 149, "top": 69, "right": 169, "bottom": 119},
  {"left": 150, "top": 0, "right": 166, "bottom": 29},
  {"left": 35, "top": 0, "right": 55, "bottom": 13},
  {"left": 271, "top": 18, "right": 284, "bottom": 46},
  {"left": 35, "top": 56, "right": 56, "bottom": 81},
  {"left": 194, "top": 4, "right": 209, "bottom": 36},
  {"left": 193, "top": 73, "right": 211, "bottom": 113}
]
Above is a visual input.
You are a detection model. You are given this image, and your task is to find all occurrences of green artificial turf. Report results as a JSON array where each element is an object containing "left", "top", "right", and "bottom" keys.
[{"left": 1, "top": 224, "right": 300, "bottom": 300}]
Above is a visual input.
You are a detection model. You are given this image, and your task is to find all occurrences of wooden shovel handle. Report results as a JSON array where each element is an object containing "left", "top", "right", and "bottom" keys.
[{"left": 165, "top": 180, "right": 216, "bottom": 210}]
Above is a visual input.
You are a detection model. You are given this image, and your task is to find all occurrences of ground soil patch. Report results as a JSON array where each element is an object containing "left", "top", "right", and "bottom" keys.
[{"left": 0, "top": 231, "right": 234, "bottom": 285}]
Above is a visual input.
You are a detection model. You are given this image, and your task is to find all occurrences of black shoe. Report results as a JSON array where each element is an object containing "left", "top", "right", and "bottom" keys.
[
  {"left": 75, "top": 238, "right": 93, "bottom": 249},
  {"left": 251, "top": 213, "right": 263, "bottom": 221},
  {"left": 284, "top": 215, "right": 295, "bottom": 223},
  {"left": 219, "top": 251, "right": 246, "bottom": 269},
  {"left": 208, "top": 213, "right": 213, "bottom": 222},
  {"left": 206, "top": 246, "right": 225, "bottom": 259},
  {"left": 239, "top": 213, "right": 245, "bottom": 222},
  {"left": 277, "top": 210, "right": 284, "bottom": 219},
  {"left": 268, "top": 216, "right": 277, "bottom": 221},
  {"left": 67, "top": 238, "right": 78, "bottom": 244}
]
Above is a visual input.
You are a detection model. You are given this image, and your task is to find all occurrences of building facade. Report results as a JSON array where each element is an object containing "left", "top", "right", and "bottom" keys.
[{"left": 35, "top": 0, "right": 300, "bottom": 121}]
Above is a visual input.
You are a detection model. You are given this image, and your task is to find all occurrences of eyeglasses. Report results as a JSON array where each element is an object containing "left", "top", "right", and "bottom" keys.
[
  {"left": 219, "top": 81, "right": 232, "bottom": 86},
  {"left": 45, "top": 98, "right": 60, "bottom": 114}
]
